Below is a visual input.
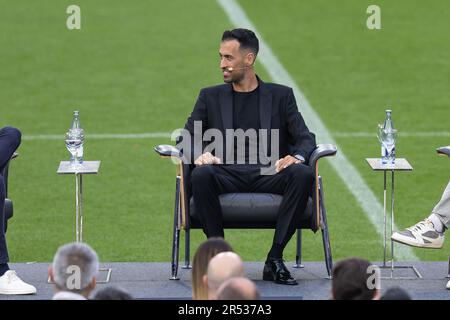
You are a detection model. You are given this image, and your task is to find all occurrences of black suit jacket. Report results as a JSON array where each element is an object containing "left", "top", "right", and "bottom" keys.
[{"left": 182, "top": 76, "right": 316, "bottom": 165}]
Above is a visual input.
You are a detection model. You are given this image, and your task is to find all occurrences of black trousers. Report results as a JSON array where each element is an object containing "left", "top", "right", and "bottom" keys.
[
  {"left": 191, "top": 163, "right": 314, "bottom": 250},
  {"left": 0, "top": 127, "right": 22, "bottom": 264}
]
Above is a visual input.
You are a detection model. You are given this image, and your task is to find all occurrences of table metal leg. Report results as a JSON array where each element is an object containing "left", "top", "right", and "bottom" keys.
[
  {"left": 75, "top": 173, "right": 83, "bottom": 243},
  {"left": 79, "top": 174, "right": 83, "bottom": 243},
  {"left": 383, "top": 171, "right": 387, "bottom": 267},
  {"left": 75, "top": 173, "right": 79, "bottom": 242},
  {"left": 391, "top": 170, "right": 395, "bottom": 277},
  {"left": 77, "top": 173, "right": 112, "bottom": 282},
  {"left": 97, "top": 268, "right": 112, "bottom": 283}
]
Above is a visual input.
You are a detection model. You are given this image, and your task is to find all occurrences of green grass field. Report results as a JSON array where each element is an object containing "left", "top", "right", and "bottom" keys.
[{"left": 1, "top": 0, "right": 449, "bottom": 263}]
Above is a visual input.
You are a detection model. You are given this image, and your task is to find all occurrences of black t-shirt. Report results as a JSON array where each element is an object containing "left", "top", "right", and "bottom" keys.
[{"left": 232, "top": 87, "right": 260, "bottom": 164}]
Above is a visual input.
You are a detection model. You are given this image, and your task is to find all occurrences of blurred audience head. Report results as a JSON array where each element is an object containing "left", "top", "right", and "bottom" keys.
[
  {"left": 93, "top": 286, "right": 133, "bottom": 300},
  {"left": 216, "top": 277, "right": 260, "bottom": 300},
  {"left": 204, "top": 251, "right": 244, "bottom": 299},
  {"left": 192, "top": 237, "right": 233, "bottom": 300},
  {"left": 331, "top": 257, "right": 380, "bottom": 300},
  {"left": 49, "top": 242, "right": 99, "bottom": 298},
  {"left": 380, "top": 286, "right": 412, "bottom": 300}
]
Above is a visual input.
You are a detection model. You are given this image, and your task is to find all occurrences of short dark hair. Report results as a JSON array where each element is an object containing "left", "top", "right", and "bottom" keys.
[
  {"left": 332, "top": 258, "right": 378, "bottom": 300},
  {"left": 221, "top": 28, "right": 259, "bottom": 56},
  {"left": 380, "top": 287, "right": 412, "bottom": 300},
  {"left": 93, "top": 286, "right": 133, "bottom": 300}
]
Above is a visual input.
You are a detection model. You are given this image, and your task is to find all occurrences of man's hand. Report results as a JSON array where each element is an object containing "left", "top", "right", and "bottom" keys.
[
  {"left": 194, "top": 152, "right": 222, "bottom": 166},
  {"left": 275, "top": 155, "right": 302, "bottom": 173}
]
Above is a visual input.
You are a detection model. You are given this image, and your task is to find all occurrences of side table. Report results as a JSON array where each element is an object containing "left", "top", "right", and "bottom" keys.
[
  {"left": 57, "top": 161, "right": 111, "bottom": 283},
  {"left": 366, "top": 158, "right": 422, "bottom": 279}
]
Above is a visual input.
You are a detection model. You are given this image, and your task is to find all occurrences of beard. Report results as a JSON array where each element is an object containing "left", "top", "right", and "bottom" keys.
[{"left": 223, "top": 70, "right": 245, "bottom": 84}]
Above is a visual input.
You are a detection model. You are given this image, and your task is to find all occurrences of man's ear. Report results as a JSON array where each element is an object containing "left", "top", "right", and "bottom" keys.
[
  {"left": 373, "top": 289, "right": 381, "bottom": 300},
  {"left": 244, "top": 51, "right": 255, "bottom": 67},
  {"left": 89, "top": 277, "right": 97, "bottom": 291}
]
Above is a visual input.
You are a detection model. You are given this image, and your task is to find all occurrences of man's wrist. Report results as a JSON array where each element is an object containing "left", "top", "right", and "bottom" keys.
[{"left": 293, "top": 154, "right": 305, "bottom": 162}]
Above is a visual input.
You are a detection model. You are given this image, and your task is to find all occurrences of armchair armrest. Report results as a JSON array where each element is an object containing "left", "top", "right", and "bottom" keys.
[
  {"left": 154, "top": 145, "right": 182, "bottom": 159},
  {"left": 154, "top": 144, "right": 190, "bottom": 229},
  {"left": 308, "top": 144, "right": 337, "bottom": 167},
  {"left": 309, "top": 144, "right": 337, "bottom": 230},
  {"left": 437, "top": 146, "right": 450, "bottom": 157}
]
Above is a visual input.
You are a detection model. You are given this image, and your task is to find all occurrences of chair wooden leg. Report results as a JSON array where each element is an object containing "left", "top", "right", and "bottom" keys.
[
  {"left": 293, "top": 229, "right": 304, "bottom": 268},
  {"left": 182, "top": 228, "right": 192, "bottom": 269},
  {"left": 319, "top": 176, "right": 333, "bottom": 280},
  {"left": 170, "top": 177, "right": 181, "bottom": 280}
]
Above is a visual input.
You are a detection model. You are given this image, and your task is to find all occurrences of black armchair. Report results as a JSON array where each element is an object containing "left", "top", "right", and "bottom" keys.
[
  {"left": 2, "top": 152, "right": 18, "bottom": 232},
  {"left": 155, "top": 144, "right": 337, "bottom": 280}
]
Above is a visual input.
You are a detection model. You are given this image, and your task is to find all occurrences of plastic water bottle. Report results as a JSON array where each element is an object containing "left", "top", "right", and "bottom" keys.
[
  {"left": 65, "top": 111, "right": 84, "bottom": 165},
  {"left": 380, "top": 109, "right": 396, "bottom": 165}
]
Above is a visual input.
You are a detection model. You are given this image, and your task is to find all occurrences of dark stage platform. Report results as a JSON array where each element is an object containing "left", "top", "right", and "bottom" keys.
[{"left": 1, "top": 261, "right": 449, "bottom": 300}]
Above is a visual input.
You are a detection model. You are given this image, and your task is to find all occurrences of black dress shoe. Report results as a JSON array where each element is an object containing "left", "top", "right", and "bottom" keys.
[{"left": 263, "top": 258, "right": 298, "bottom": 285}]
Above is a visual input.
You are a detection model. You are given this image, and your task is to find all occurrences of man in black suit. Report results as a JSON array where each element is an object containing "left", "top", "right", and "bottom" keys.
[
  {"left": 0, "top": 127, "right": 36, "bottom": 294},
  {"left": 183, "top": 29, "right": 316, "bottom": 285}
]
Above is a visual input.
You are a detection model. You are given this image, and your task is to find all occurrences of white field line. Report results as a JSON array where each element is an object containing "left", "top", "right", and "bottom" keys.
[
  {"left": 333, "top": 132, "right": 450, "bottom": 138},
  {"left": 217, "top": 0, "right": 418, "bottom": 260},
  {"left": 21, "top": 131, "right": 450, "bottom": 141},
  {"left": 22, "top": 132, "right": 172, "bottom": 140}
]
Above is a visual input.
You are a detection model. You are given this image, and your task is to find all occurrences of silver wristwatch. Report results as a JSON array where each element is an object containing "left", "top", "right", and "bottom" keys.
[{"left": 294, "top": 154, "right": 305, "bottom": 162}]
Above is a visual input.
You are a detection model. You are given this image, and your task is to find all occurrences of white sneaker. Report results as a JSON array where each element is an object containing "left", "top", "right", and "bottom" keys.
[
  {"left": 447, "top": 280, "right": 450, "bottom": 290},
  {"left": 0, "top": 270, "right": 37, "bottom": 295},
  {"left": 391, "top": 219, "right": 444, "bottom": 249}
]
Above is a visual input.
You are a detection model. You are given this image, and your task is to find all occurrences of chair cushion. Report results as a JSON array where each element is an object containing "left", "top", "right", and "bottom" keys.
[{"left": 190, "top": 193, "right": 313, "bottom": 229}]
